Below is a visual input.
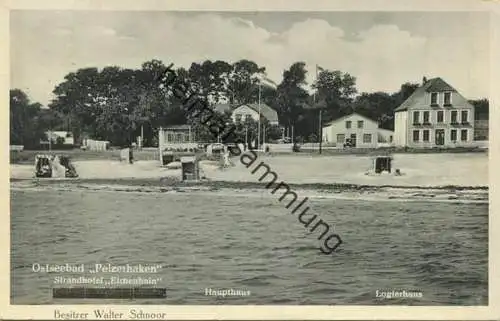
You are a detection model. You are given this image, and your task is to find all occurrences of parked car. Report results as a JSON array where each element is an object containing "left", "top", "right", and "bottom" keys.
[{"left": 343, "top": 138, "right": 355, "bottom": 148}]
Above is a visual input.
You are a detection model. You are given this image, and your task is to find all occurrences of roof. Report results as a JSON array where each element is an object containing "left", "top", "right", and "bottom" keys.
[
  {"left": 162, "top": 124, "right": 192, "bottom": 130},
  {"left": 47, "top": 131, "right": 71, "bottom": 138},
  {"left": 214, "top": 103, "right": 279, "bottom": 123},
  {"left": 323, "top": 112, "right": 378, "bottom": 127},
  {"left": 244, "top": 103, "right": 279, "bottom": 123},
  {"left": 394, "top": 77, "right": 458, "bottom": 112},
  {"left": 213, "top": 103, "right": 233, "bottom": 114}
]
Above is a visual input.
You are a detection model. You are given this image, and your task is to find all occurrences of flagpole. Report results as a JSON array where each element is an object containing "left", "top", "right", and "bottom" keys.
[
  {"left": 314, "top": 64, "right": 318, "bottom": 104},
  {"left": 258, "top": 82, "right": 261, "bottom": 150},
  {"left": 316, "top": 64, "right": 322, "bottom": 154}
]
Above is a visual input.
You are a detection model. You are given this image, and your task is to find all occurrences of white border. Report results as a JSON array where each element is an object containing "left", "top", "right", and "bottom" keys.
[{"left": 1, "top": 1, "right": 499, "bottom": 320}]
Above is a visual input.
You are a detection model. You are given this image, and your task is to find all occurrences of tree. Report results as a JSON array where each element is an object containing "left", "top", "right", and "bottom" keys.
[
  {"left": 10, "top": 89, "right": 50, "bottom": 148},
  {"left": 275, "top": 62, "right": 310, "bottom": 139},
  {"left": 312, "top": 69, "right": 357, "bottom": 122},
  {"left": 228, "top": 59, "right": 266, "bottom": 104},
  {"left": 188, "top": 60, "right": 232, "bottom": 103},
  {"left": 392, "top": 82, "right": 419, "bottom": 106},
  {"left": 50, "top": 67, "right": 103, "bottom": 143},
  {"left": 469, "top": 98, "right": 489, "bottom": 120},
  {"left": 353, "top": 92, "right": 396, "bottom": 130},
  {"left": 49, "top": 60, "right": 190, "bottom": 147}
]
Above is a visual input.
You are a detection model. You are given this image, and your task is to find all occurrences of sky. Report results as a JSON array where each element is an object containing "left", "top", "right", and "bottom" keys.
[{"left": 10, "top": 10, "right": 491, "bottom": 106}]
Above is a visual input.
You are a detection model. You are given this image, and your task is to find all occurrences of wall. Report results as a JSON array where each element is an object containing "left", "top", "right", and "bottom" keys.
[
  {"left": 232, "top": 105, "right": 260, "bottom": 123},
  {"left": 394, "top": 111, "right": 407, "bottom": 147},
  {"left": 378, "top": 129, "right": 394, "bottom": 144},
  {"left": 322, "top": 114, "right": 380, "bottom": 148},
  {"left": 406, "top": 109, "right": 475, "bottom": 148},
  {"left": 266, "top": 143, "right": 294, "bottom": 152},
  {"left": 399, "top": 91, "right": 476, "bottom": 148},
  {"left": 474, "top": 120, "right": 489, "bottom": 141}
]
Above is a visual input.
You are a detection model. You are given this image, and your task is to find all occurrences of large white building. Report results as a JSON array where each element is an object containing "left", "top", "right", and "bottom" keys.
[
  {"left": 393, "top": 77, "right": 475, "bottom": 148},
  {"left": 322, "top": 113, "right": 394, "bottom": 148}
]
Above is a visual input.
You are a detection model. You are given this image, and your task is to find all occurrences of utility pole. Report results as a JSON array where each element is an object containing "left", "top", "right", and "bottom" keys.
[
  {"left": 263, "top": 124, "right": 266, "bottom": 147},
  {"left": 257, "top": 82, "right": 261, "bottom": 150},
  {"left": 319, "top": 109, "right": 323, "bottom": 154},
  {"left": 245, "top": 126, "right": 248, "bottom": 148},
  {"left": 315, "top": 64, "right": 323, "bottom": 155},
  {"left": 140, "top": 124, "right": 144, "bottom": 150},
  {"left": 159, "top": 127, "right": 163, "bottom": 166}
]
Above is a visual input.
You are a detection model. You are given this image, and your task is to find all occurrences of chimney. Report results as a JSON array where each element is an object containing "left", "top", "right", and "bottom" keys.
[{"left": 422, "top": 76, "right": 428, "bottom": 85}]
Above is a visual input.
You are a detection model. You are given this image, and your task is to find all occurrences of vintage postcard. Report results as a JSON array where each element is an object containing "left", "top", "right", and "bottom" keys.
[{"left": 2, "top": 0, "right": 499, "bottom": 320}]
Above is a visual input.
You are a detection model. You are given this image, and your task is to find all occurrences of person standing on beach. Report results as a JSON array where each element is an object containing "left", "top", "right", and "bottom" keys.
[{"left": 129, "top": 144, "right": 134, "bottom": 164}]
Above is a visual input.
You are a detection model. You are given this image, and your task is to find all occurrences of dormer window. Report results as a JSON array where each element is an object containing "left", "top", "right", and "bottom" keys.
[
  {"left": 444, "top": 92, "right": 452, "bottom": 106},
  {"left": 430, "top": 92, "right": 438, "bottom": 106}
]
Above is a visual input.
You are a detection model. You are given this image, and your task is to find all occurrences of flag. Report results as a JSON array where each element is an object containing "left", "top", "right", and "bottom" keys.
[
  {"left": 257, "top": 75, "right": 278, "bottom": 89},
  {"left": 313, "top": 65, "right": 325, "bottom": 103},
  {"left": 316, "top": 65, "right": 325, "bottom": 77}
]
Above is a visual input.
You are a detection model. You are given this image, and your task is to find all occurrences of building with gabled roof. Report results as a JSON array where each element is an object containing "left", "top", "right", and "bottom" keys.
[
  {"left": 394, "top": 77, "right": 475, "bottom": 148},
  {"left": 322, "top": 112, "right": 394, "bottom": 148},
  {"left": 214, "top": 103, "right": 279, "bottom": 125}
]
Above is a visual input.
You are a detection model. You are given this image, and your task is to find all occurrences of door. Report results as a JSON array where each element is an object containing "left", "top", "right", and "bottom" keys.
[
  {"left": 350, "top": 134, "right": 357, "bottom": 148},
  {"left": 435, "top": 129, "right": 445, "bottom": 146}
]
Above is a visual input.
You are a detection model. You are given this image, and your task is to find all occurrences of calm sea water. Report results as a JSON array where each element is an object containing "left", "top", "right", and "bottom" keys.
[{"left": 10, "top": 187, "right": 488, "bottom": 305}]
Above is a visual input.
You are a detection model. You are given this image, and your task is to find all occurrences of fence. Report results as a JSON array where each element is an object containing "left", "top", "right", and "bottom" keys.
[{"left": 82, "top": 139, "right": 110, "bottom": 151}]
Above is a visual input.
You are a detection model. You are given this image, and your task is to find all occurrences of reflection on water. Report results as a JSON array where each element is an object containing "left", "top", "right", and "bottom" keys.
[{"left": 10, "top": 188, "right": 488, "bottom": 305}]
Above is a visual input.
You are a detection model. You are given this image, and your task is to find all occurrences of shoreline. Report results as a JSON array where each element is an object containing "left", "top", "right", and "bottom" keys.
[
  {"left": 10, "top": 178, "right": 488, "bottom": 204},
  {"left": 9, "top": 177, "right": 489, "bottom": 191}
]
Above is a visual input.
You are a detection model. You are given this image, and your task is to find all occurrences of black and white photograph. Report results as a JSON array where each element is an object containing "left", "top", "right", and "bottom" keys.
[{"left": 6, "top": 4, "right": 496, "bottom": 317}]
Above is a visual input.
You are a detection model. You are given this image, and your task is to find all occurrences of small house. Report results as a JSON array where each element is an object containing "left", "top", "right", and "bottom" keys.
[{"left": 321, "top": 113, "right": 394, "bottom": 148}]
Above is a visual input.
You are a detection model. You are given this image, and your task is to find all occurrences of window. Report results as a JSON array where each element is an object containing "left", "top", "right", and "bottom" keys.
[
  {"left": 461, "top": 129, "right": 468, "bottom": 141},
  {"left": 431, "top": 92, "right": 438, "bottom": 105},
  {"left": 413, "top": 111, "right": 420, "bottom": 124},
  {"left": 451, "top": 110, "right": 458, "bottom": 123},
  {"left": 358, "top": 120, "right": 364, "bottom": 128},
  {"left": 423, "top": 111, "right": 430, "bottom": 124},
  {"left": 235, "top": 114, "right": 242, "bottom": 122},
  {"left": 423, "top": 130, "right": 430, "bottom": 142},
  {"left": 437, "top": 111, "right": 444, "bottom": 123},
  {"left": 245, "top": 114, "right": 252, "bottom": 121},
  {"left": 363, "top": 134, "right": 372, "bottom": 143},
  {"left": 390, "top": 135, "right": 393, "bottom": 143},
  {"left": 444, "top": 92, "right": 452, "bottom": 105},
  {"left": 336, "top": 134, "right": 345, "bottom": 144},
  {"left": 451, "top": 129, "right": 457, "bottom": 141},
  {"left": 345, "top": 121, "right": 352, "bottom": 129},
  {"left": 461, "top": 110, "right": 468, "bottom": 123},
  {"left": 413, "top": 130, "right": 419, "bottom": 142}
]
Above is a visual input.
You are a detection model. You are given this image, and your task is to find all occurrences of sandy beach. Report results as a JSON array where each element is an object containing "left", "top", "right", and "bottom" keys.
[{"left": 11, "top": 152, "right": 488, "bottom": 188}]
